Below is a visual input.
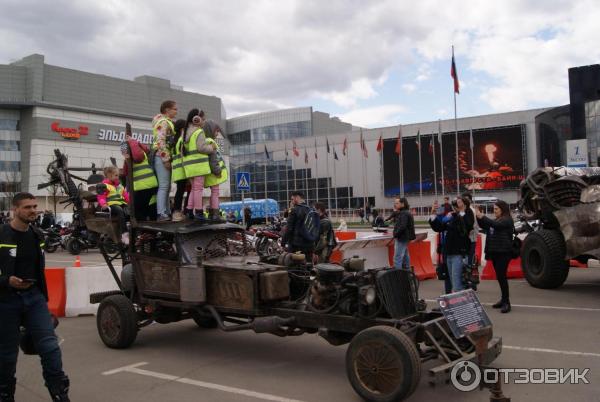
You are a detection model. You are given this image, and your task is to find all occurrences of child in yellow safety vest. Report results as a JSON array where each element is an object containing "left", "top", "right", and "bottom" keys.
[{"left": 97, "top": 166, "right": 130, "bottom": 244}]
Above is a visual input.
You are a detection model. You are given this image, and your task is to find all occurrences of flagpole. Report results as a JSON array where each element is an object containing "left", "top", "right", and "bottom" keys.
[
  {"left": 314, "top": 139, "right": 319, "bottom": 202},
  {"left": 346, "top": 139, "right": 350, "bottom": 218},
  {"left": 470, "top": 128, "right": 475, "bottom": 196},
  {"left": 326, "top": 139, "right": 331, "bottom": 212},
  {"left": 432, "top": 133, "right": 438, "bottom": 197},
  {"left": 439, "top": 119, "right": 445, "bottom": 198},
  {"left": 400, "top": 133, "right": 405, "bottom": 197},
  {"left": 333, "top": 146, "right": 338, "bottom": 219},
  {"left": 285, "top": 147, "right": 289, "bottom": 204},
  {"left": 305, "top": 148, "right": 308, "bottom": 198},
  {"left": 418, "top": 132, "right": 422, "bottom": 206},
  {"left": 360, "top": 129, "right": 367, "bottom": 219},
  {"left": 452, "top": 45, "right": 460, "bottom": 197}
]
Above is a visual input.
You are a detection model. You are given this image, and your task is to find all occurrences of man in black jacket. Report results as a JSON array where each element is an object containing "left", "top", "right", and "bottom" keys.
[
  {"left": 0, "top": 193, "right": 70, "bottom": 402},
  {"left": 392, "top": 198, "right": 415, "bottom": 269},
  {"left": 281, "top": 191, "right": 314, "bottom": 260}
]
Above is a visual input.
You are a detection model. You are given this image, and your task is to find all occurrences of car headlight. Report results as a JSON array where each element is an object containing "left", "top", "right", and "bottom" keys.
[{"left": 361, "top": 286, "right": 377, "bottom": 305}]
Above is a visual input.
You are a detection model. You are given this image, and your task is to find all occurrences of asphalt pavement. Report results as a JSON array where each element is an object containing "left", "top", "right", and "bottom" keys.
[{"left": 14, "top": 259, "right": 600, "bottom": 401}]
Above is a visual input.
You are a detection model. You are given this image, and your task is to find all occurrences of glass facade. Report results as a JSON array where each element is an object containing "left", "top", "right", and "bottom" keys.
[
  {"left": 0, "top": 117, "right": 21, "bottom": 210},
  {"left": 585, "top": 100, "right": 600, "bottom": 166},
  {"left": 536, "top": 105, "right": 571, "bottom": 167}
]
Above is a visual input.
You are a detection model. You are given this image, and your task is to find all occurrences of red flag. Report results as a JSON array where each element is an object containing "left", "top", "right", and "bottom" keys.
[
  {"left": 415, "top": 130, "right": 421, "bottom": 150},
  {"left": 292, "top": 140, "right": 300, "bottom": 157},
  {"left": 314, "top": 139, "right": 318, "bottom": 159},
  {"left": 360, "top": 130, "right": 368, "bottom": 158},
  {"left": 304, "top": 149, "right": 308, "bottom": 164},
  {"left": 394, "top": 127, "right": 402, "bottom": 155},
  {"left": 376, "top": 134, "right": 383, "bottom": 152},
  {"left": 451, "top": 48, "right": 459, "bottom": 94},
  {"left": 428, "top": 136, "right": 434, "bottom": 154},
  {"left": 342, "top": 137, "right": 348, "bottom": 156}
]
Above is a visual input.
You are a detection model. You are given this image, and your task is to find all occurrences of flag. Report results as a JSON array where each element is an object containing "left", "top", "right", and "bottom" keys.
[
  {"left": 437, "top": 120, "right": 442, "bottom": 143},
  {"left": 469, "top": 128, "right": 474, "bottom": 150},
  {"left": 326, "top": 138, "right": 330, "bottom": 154},
  {"left": 285, "top": 143, "right": 288, "bottom": 158},
  {"left": 415, "top": 130, "right": 421, "bottom": 150},
  {"left": 314, "top": 138, "right": 318, "bottom": 159},
  {"left": 264, "top": 145, "right": 270, "bottom": 160},
  {"left": 451, "top": 48, "right": 459, "bottom": 94},
  {"left": 334, "top": 147, "right": 339, "bottom": 160},
  {"left": 429, "top": 136, "right": 434, "bottom": 154},
  {"left": 342, "top": 137, "right": 348, "bottom": 156},
  {"left": 394, "top": 127, "right": 402, "bottom": 155},
  {"left": 293, "top": 140, "right": 300, "bottom": 157},
  {"left": 304, "top": 149, "right": 308, "bottom": 164},
  {"left": 360, "top": 130, "right": 368, "bottom": 158},
  {"left": 376, "top": 134, "right": 383, "bottom": 152}
]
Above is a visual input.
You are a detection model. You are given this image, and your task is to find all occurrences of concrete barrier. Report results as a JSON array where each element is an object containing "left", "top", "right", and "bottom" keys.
[{"left": 65, "top": 265, "right": 122, "bottom": 317}]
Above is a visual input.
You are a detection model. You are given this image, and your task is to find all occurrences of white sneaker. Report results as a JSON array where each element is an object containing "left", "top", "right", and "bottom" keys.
[
  {"left": 172, "top": 211, "right": 185, "bottom": 222},
  {"left": 121, "top": 232, "right": 130, "bottom": 245}
]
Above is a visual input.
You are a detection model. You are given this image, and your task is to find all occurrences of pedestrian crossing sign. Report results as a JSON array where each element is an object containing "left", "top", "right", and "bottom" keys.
[{"left": 236, "top": 172, "right": 251, "bottom": 191}]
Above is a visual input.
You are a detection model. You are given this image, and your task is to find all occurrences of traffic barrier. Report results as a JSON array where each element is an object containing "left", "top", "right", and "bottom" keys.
[
  {"left": 65, "top": 265, "right": 122, "bottom": 317},
  {"left": 45, "top": 268, "right": 66, "bottom": 317},
  {"left": 74, "top": 256, "right": 81, "bottom": 268},
  {"left": 570, "top": 259, "right": 588, "bottom": 268},
  {"left": 407, "top": 241, "right": 436, "bottom": 280},
  {"left": 480, "top": 258, "right": 524, "bottom": 280},
  {"left": 335, "top": 231, "right": 357, "bottom": 241}
]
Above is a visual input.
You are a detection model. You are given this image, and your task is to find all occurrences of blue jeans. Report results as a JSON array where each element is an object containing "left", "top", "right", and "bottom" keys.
[
  {"left": 394, "top": 240, "right": 410, "bottom": 269},
  {"left": 154, "top": 157, "right": 171, "bottom": 217},
  {"left": 0, "top": 287, "right": 65, "bottom": 387},
  {"left": 446, "top": 254, "right": 464, "bottom": 292}
]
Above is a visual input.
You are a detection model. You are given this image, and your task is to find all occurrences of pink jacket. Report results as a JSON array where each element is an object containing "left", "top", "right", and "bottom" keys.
[{"left": 97, "top": 178, "right": 130, "bottom": 208}]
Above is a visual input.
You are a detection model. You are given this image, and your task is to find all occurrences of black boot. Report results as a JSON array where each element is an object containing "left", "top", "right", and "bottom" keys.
[
  {"left": 194, "top": 210, "right": 207, "bottom": 224},
  {"left": 501, "top": 301, "right": 511, "bottom": 314},
  {"left": 0, "top": 379, "right": 16, "bottom": 402},
  {"left": 492, "top": 300, "right": 504, "bottom": 308},
  {"left": 208, "top": 208, "right": 225, "bottom": 224},
  {"left": 47, "top": 377, "right": 70, "bottom": 402}
]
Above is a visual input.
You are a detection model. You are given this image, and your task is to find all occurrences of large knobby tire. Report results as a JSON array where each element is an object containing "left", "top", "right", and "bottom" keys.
[
  {"left": 346, "top": 326, "right": 421, "bottom": 402},
  {"left": 96, "top": 295, "right": 138, "bottom": 349},
  {"left": 521, "top": 229, "right": 569, "bottom": 289}
]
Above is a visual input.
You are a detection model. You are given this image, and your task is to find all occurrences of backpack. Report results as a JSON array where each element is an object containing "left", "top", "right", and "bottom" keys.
[{"left": 299, "top": 205, "right": 321, "bottom": 242}]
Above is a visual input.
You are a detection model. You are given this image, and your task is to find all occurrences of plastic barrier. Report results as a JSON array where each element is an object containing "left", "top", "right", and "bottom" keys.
[
  {"left": 480, "top": 258, "right": 524, "bottom": 280},
  {"left": 45, "top": 268, "right": 66, "bottom": 317},
  {"left": 65, "top": 265, "right": 122, "bottom": 317},
  {"left": 407, "top": 241, "right": 437, "bottom": 280},
  {"left": 335, "top": 231, "right": 357, "bottom": 241},
  {"left": 570, "top": 259, "right": 588, "bottom": 268}
]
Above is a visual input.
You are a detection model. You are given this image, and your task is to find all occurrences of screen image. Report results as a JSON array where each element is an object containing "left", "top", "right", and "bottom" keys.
[{"left": 383, "top": 125, "right": 526, "bottom": 196}]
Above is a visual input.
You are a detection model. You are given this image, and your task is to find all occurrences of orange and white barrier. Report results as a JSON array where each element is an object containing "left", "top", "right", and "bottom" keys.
[
  {"left": 65, "top": 265, "right": 122, "bottom": 317},
  {"left": 45, "top": 268, "right": 66, "bottom": 317}
]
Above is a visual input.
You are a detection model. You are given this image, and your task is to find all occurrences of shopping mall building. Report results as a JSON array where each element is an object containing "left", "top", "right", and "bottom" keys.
[{"left": 1, "top": 54, "right": 599, "bottom": 212}]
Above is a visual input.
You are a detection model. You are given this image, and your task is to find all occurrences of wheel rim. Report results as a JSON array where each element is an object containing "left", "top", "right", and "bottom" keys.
[
  {"left": 100, "top": 304, "right": 122, "bottom": 343},
  {"left": 527, "top": 248, "right": 543, "bottom": 276},
  {"left": 354, "top": 341, "right": 403, "bottom": 395}
]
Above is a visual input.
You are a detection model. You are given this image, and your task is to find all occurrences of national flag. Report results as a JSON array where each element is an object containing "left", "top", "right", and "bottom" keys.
[
  {"left": 451, "top": 48, "right": 459, "bottom": 94},
  {"left": 469, "top": 128, "right": 474, "bottom": 150},
  {"left": 437, "top": 120, "right": 442, "bottom": 143},
  {"left": 285, "top": 143, "right": 289, "bottom": 158},
  {"left": 342, "top": 137, "right": 348, "bottom": 156},
  {"left": 394, "top": 127, "right": 402, "bottom": 155},
  {"left": 428, "top": 136, "right": 434, "bottom": 154},
  {"left": 293, "top": 140, "right": 300, "bottom": 157},
  {"left": 360, "top": 130, "right": 368, "bottom": 158},
  {"left": 415, "top": 130, "right": 421, "bottom": 150},
  {"left": 376, "top": 134, "right": 383, "bottom": 152},
  {"left": 326, "top": 138, "right": 330, "bottom": 154},
  {"left": 304, "top": 149, "right": 308, "bottom": 164},
  {"left": 334, "top": 147, "right": 339, "bottom": 160},
  {"left": 264, "top": 145, "right": 270, "bottom": 160},
  {"left": 314, "top": 139, "right": 318, "bottom": 159}
]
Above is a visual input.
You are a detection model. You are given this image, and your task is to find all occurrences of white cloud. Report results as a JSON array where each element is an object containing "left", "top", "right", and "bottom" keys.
[
  {"left": 402, "top": 83, "right": 417, "bottom": 93},
  {"left": 338, "top": 104, "right": 407, "bottom": 128}
]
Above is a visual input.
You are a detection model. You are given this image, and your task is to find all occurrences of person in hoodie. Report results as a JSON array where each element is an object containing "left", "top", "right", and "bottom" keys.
[
  {"left": 97, "top": 166, "right": 130, "bottom": 245},
  {"left": 201, "top": 119, "right": 228, "bottom": 222},
  {"left": 152, "top": 100, "right": 178, "bottom": 221}
]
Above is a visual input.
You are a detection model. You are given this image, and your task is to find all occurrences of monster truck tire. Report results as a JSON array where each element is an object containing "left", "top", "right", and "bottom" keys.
[
  {"left": 521, "top": 229, "right": 569, "bottom": 289},
  {"left": 96, "top": 295, "right": 138, "bottom": 349},
  {"left": 346, "top": 326, "right": 421, "bottom": 402}
]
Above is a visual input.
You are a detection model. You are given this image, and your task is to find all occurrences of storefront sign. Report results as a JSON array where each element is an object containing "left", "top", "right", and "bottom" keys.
[
  {"left": 566, "top": 139, "right": 588, "bottom": 167},
  {"left": 51, "top": 121, "right": 89, "bottom": 140},
  {"left": 98, "top": 128, "right": 153, "bottom": 145}
]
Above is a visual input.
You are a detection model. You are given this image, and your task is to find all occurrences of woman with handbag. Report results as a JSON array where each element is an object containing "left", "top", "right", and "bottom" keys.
[{"left": 475, "top": 200, "right": 514, "bottom": 313}]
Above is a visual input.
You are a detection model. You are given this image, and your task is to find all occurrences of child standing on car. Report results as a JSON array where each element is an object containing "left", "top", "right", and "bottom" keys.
[
  {"left": 201, "top": 120, "right": 228, "bottom": 222},
  {"left": 97, "top": 166, "right": 130, "bottom": 245}
]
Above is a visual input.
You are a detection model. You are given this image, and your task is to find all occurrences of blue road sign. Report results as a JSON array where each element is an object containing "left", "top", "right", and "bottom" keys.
[{"left": 236, "top": 172, "right": 251, "bottom": 191}]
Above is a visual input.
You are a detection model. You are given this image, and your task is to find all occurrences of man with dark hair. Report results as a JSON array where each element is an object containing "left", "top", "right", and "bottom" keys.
[
  {"left": 281, "top": 191, "right": 315, "bottom": 260},
  {"left": 0, "top": 193, "right": 70, "bottom": 402},
  {"left": 313, "top": 202, "right": 337, "bottom": 263}
]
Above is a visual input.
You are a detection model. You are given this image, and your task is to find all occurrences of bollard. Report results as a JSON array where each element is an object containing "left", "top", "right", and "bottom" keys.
[{"left": 74, "top": 256, "right": 81, "bottom": 268}]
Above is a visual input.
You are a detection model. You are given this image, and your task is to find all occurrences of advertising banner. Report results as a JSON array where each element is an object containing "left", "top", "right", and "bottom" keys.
[{"left": 383, "top": 125, "right": 526, "bottom": 196}]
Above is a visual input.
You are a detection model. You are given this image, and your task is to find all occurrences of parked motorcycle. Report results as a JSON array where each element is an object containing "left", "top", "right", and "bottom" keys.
[{"left": 42, "top": 226, "right": 64, "bottom": 253}]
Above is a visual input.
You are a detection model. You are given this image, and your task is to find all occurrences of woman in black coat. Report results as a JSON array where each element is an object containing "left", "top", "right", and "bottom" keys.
[{"left": 476, "top": 200, "right": 514, "bottom": 313}]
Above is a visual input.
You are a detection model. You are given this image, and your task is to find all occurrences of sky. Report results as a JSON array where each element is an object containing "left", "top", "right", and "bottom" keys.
[{"left": 1, "top": 0, "right": 599, "bottom": 128}]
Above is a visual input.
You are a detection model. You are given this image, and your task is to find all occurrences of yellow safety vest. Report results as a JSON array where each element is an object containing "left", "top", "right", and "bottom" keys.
[
  {"left": 204, "top": 138, "right": 228, "bottom": 187},
  {"left": 105, "top": 183, "right": 127, "bottom": 206},
  {"left": 171, "top": 136, "right": 186, "bottom": 182},
  {"left": 182, "top": 128, "right": 211, "bottom": 178},
  {"left": 133, "top": 153, "right": 158, "bottom": 191},
  {"left": 152, "top": 116, "right": 175, "bottom": 152}
]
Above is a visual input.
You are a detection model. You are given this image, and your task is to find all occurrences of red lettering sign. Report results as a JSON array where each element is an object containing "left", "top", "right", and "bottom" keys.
[{"left": 51, "top": 121, "right": 89, "bottom": 140}]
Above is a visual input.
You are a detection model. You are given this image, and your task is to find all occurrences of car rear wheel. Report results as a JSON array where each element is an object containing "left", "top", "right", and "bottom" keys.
[{"left": 97, "top": 295, "right": 138, "bottom": 348}]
